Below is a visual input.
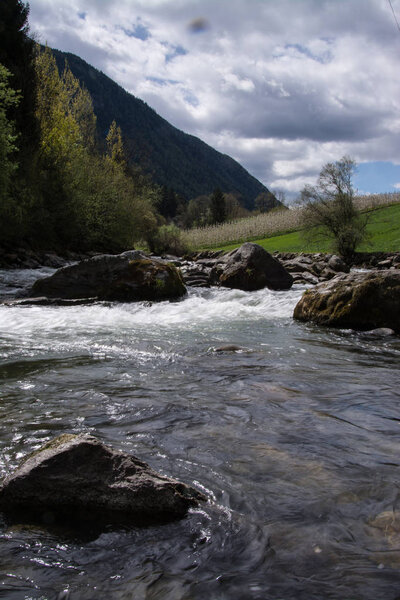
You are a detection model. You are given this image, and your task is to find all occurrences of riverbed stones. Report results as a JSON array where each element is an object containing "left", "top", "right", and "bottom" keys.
[
  {"left": 327, "top": 255, "right": 350, "bottom": 273},
  {"left": 293, "top": 270, "right": 400, "bottom": 332},
  {"left": 0, "top": 434, "right": 205, "bottom": 525},
  {"left": 179, "top": 251, "right": 400, "bottom": 288},
  {"left": 219, "top": 243, "right": 293, "bottom": 291},
  {"left": 30, "top": 250, "right": 186, "bottom": 301}
]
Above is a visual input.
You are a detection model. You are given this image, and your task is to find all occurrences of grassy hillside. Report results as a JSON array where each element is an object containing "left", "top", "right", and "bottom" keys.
[
  {"left": 184, "top": 192, "right": 399, "bottom": 250},
  {"left": 197, "top": 202, "right": 400, "bottom": 254},
  {"left": 51, "top": 48, "right": 274, "bottom": 208}
]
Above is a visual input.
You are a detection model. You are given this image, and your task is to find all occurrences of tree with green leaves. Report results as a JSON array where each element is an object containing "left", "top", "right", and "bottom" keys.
[
  {"left": 106, "top": 120, "right": 126, "bottom": 168},
  {"left": 0, "top": 0, "right": 38, "bottom": 154},
  {"left": 210, "top": 188, "right": 226, "bottom": 224},
  {"left": 182, "top": 195, "right": 211, "bottom": 228},
  {"left": 224, "top": 193, "right": 249, "bottom": 221},
  {"left": 0, "top": 0, "right": 40, "bottom": 242},
  {"left": 35, "top": 47, "right": 83, "bottom": 166},
  {"left": 0, "top": 33, "right": 161, "bottom": 251},
  {"left": 0, "top": 64, "right": 19, "bottom": 189},
  {"left": 159, "top": 185, "right": 178, "bottom": 220},
  {"left": 33, "top": 46, "right": 85, "bottom": 244},
  {"left": 300, "top": 156, "right": 367, "bottom": 261},
  {"left": 62, "top": 62, "right": 97, "bottom": 150},
  {"left": 0, "top": 63, "right": 21, "bottom": 238},
  {"left": 254, "top": 191, "right": 279, "bottom": 213},
  {"left": 34, "top": 48, "right": 160, "bottom": 250}
]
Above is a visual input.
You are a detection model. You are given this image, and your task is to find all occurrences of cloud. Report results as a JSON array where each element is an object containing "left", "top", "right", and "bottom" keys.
[{"left": 28, "top": 0, "right": 400, "bottom": 198}]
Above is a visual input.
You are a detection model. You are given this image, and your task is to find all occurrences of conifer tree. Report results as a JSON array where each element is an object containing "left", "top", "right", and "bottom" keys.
[
  {"left": 210, "top": 187, "right": 226, "bottom": 224},
  {"left": 159, "top": 185, "right": 178, "bottom": 219}
]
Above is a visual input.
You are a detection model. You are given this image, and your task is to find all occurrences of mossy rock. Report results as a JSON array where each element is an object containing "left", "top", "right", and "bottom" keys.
[
  {"left": 294, "top": 270, "right": 400, "bottom": 332},
  {"left": 108, "top": 258, "right": 186, "bottom": 301},
  {"left": 31, "top": 250, "right": 186, "bottom": 302}
]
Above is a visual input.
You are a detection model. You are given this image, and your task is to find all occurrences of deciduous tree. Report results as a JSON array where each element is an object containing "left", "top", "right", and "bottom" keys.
[
  {"left": 106, "top": 120, "right": 125, "bottom": 169},
  {"left": 300, "top": 156, "right": 367, "bottom": 261},
  {"left": 254, "top": 191, "right": 279, "bottom": 213}
]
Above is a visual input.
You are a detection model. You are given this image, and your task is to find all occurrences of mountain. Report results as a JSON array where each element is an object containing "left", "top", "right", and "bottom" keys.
[{"left": 51, "top": 48, "right": 274, "bottom": 209}]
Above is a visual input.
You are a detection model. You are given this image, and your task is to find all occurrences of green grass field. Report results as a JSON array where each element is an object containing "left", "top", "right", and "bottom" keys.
[{"left": 213, "top": 204, "right": 400, "bottom": 254}]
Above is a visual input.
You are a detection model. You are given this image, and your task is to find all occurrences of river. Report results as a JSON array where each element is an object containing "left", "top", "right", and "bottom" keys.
[{"left": 0, "top": 267, "right": 400, "bottom": 600}]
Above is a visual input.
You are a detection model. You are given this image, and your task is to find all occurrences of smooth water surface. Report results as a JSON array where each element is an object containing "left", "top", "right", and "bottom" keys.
[{"left": 0, "top": 268, "right": 400, "bottom": 599}]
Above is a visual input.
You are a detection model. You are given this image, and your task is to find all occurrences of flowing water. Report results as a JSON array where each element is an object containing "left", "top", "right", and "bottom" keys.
[{"left": 0, "top": 267, "right": 400, "bottom": 600}]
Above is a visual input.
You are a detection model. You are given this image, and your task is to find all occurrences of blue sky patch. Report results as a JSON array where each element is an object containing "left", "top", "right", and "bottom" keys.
[
  {"left": 283, "top": 43, "right": 332, "bottom": 64},
  {"left": 183, "top": 90, "right": 199, "bottom": 108},
  {"left": 354, "top": 161, "right": 400, "bottom": 194},
  {"left": 122, "top": 22, "right": 150, "bottom": 41},
  {"left": 77, "top": 12, "right": 87, "bottom": 20},
  {"left": 166, "top": 45, "right": 187, "bottom": 63},
  {"left": 147, "top": 76, "right": 179, "bottom": 87}
]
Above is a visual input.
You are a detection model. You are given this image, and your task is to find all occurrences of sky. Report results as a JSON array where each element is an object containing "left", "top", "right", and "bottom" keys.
[{"left": 28, "top": 0, "right": 400, "bottom": 201}]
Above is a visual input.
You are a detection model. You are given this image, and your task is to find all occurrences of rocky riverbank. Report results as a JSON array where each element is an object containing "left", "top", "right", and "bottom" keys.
[
  {"left": 1, "top": 244, "right": 399, "bottom": 282},
  {"left": 0, "top": 246, "right": 96, "bottom": 269},
  {"left": 176, "top": 250, "right": 400, "bottom": 288},
  {"left": 2, "top": 243, "right": 294, "bottom": 304}
]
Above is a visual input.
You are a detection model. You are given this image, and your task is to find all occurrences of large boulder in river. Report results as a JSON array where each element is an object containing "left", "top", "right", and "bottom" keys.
[
  {"left": 31, "top": 250, "right": 186, "bottom": 301},
  {"left": 219, "top": 243, "right": 293, "bottom": 291},
  {"left": 294, "top": 270, "right": 400, "bottom": 332},
  {"left": 0, "top": 434, "right": 205, "bottom": 526}
]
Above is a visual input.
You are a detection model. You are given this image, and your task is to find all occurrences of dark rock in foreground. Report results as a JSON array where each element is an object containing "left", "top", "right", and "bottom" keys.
[
  {"left": 293, "top": 270, "right": 400, "bottom": 333},
  {"left": 30, "top": 251, "right": 186, "bottom": 301},
  {"left": 0, "top": 434, "right": 205, "bottom": 526},
  {"left": 219, "top": 243, "right": 293, "bottom": 291}
]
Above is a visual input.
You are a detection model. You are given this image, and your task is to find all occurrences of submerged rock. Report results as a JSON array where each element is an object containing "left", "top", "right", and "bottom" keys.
[
  {"left": 0, "top": 434, "right": 205, "bottom": 526},
  {"left": 293, "top": 270, "right": 400, "bottom": 333},
  {"left": 358, "top": 327, "right": 396, "bottom": 338},
  {"left": 219, "top": 243, "right": 293, "bottom": 291},
  {"left": 214, "top": 345, "right": 247, "bottom": 352},
  {"left": 30, "top": 251, "right": 186, "bottom": 301}
]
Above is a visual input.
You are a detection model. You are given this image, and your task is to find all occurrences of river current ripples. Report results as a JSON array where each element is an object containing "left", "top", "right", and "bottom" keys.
[{"left": 0, "top": 267, "right": 400, "bottom": 599}]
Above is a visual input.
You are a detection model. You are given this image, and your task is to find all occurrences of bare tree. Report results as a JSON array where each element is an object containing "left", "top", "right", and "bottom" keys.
[{"left": 300, "top": 156, "right": 368, "bottom": 261}]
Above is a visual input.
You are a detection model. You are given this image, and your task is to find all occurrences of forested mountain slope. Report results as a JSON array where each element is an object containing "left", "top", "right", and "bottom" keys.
[{"left": 52, "top": 48, "right": 273, "bottom": 208}]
